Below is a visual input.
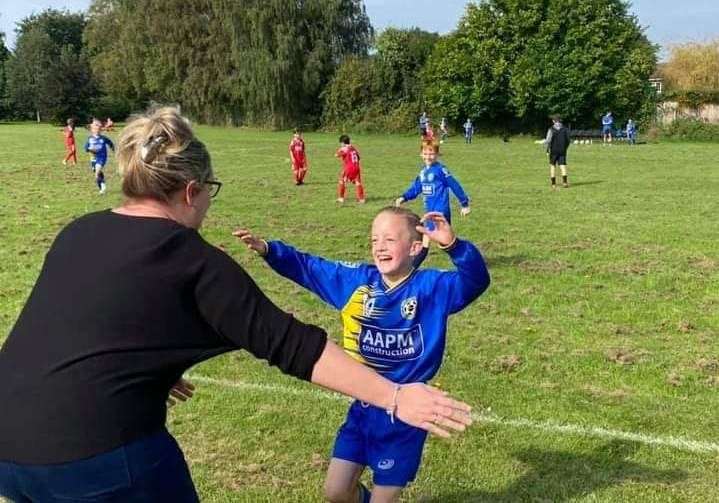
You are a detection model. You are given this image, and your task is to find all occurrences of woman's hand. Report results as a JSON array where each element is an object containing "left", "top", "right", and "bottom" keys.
[
  {"left": 233, "top": 228, "right": 268, "bottom": 256},
  {"left": 167, "top": 378, "right": 195, "bottom": 408},
  {"left": 395, "top": 383, "right": 472, "bottom": 438}
]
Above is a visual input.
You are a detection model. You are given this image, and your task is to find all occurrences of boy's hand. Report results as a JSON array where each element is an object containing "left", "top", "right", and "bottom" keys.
[
  {"left": 167, "top": 378, "right": 195, "bottom": 408},
  {"left": 233, "top": 228, "right": 268, "bottom": 256},
  {"left": 417, "top": 212, "right": 456, "bottom": 248},
  {"left": 394, "top": 197, "right": 404, "bottom": 207},
  {"left": 460, "top": 206, "right": 471, "bottom": 217}
]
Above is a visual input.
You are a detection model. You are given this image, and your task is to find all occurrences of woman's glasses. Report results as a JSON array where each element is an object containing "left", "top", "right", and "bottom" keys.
[{"left": 205, "top": 180, "right": 222, "bottom": 198}]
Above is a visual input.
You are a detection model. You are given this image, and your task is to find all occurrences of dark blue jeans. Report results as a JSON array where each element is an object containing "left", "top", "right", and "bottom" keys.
[{"left": 0, "top": 429, "right": 198, "bottom": 502}]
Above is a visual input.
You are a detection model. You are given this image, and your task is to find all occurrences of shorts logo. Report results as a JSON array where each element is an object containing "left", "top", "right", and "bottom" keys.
[
  {"left": 377, "top": 459, "right": 395, "bottom": 470},
  {"left": 400, "top": 297, "right": 417, "bottom": 320}
]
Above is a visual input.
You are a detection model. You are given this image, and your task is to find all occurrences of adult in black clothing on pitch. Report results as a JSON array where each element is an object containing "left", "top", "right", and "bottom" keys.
[
  {"left": 0, "top": 107, "right": 472, "bottom": 502},
  {"left": 544, "top": 114, "right": 571, "bottom": 189}
]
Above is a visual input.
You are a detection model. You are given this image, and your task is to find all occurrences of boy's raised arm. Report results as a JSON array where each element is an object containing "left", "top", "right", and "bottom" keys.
[
  {"left": 234, "top": 228, "right": 363, "bottom": 309},
  {"left": 417, "top": 213, "right": 489, "bottom": 313}
]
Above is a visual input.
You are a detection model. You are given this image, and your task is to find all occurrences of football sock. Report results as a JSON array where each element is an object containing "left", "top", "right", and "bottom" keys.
[{"left": 358, "top": 483, "right": 370, "bottom": 503}]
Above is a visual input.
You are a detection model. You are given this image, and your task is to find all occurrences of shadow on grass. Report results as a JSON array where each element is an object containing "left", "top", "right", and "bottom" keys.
[
  {"left": 570, "top": 180, "right": 605, "bottom": 187},
  {"left": 425, "top": 440, "right": 687, "bottom": 502}
]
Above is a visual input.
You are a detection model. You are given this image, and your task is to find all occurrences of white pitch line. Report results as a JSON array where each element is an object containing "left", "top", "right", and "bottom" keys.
[{"left": 186, "top": 374, "right": 719, "bottom": 455}]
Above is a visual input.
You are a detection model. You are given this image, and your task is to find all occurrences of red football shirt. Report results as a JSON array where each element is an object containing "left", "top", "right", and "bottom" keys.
[
  {"left": 289, "top": 138, "right": 306, "bottom": 165},
  {"left": 337, "top": 145, "right": 361, "bottom": 175},
  {"left": 64, "top": 126, "right": 75, "bottom": 146}
]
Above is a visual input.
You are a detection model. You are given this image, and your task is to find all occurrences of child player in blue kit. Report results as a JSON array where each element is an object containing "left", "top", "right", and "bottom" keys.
[
  {"left": 235, "top": 207, "right": 490, "bottom": 502},
  {"left": 395, "top": 139, "right": 471, "bottom": 267},
  {"left": 84, "top": 119, "right": 115, "bottom": 194}
]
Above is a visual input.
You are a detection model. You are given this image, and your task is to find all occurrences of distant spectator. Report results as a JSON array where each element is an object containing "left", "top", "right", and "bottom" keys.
[
  {"left": 463, "top": 119, "right": 474, "bottom": 144},
  {"left": 626, "top": 119, "right": 637, "bottom": 145},
  {"left": 544, "top": 114, "right": 571, "bottom": 189},
  {"left": 440, "top": 117, "right": 449, "bottom": 143},
  {"left": 418, "top": 112, "right": 428, "bottom": 137},
  {"left": 602, "top": 111, "right": 613, "bottom": 144}
]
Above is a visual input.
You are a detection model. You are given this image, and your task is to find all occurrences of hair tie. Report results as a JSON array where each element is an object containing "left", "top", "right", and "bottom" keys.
[{"left": 140, "top": 135, "right": 168, "bottom": 163}]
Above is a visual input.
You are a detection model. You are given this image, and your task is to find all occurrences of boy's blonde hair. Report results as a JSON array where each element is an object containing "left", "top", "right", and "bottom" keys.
[
  {"left": 375, "top": 206, "right": 422, "bottom": 242},
  {"left": 117, "top": 107, "right": 212, "bottom": 201}
]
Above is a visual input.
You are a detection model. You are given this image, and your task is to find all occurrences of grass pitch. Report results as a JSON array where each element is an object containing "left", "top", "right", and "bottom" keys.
[{"left": 1, "top": 123, "right": 718, "bottom": 501}]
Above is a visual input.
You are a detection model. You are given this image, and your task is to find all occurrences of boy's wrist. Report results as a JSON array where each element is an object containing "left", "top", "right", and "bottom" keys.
[{"left": 439, "top": 236, "right": 458, "bottom": 251}]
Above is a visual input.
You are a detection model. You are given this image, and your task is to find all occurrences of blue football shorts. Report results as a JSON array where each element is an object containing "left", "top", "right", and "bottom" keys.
[{"left": 332, "top": 400, "right": 428, "bottom": 487}]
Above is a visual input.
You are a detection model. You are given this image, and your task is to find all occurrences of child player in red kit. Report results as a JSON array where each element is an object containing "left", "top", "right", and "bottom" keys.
[
  {"left": 289, "top": 129, "right": 309, "bottom": 185},
  {"left": 62, "top": 118, "right": 77, "bottom": 166},
  {"left": 335, "top": 134, "right": 365, "bottom": 204}
]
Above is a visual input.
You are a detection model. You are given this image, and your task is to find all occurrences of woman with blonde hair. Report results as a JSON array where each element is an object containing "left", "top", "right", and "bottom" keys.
[{"left": 0, "top": 107, "right": 472, "bottom": 502}]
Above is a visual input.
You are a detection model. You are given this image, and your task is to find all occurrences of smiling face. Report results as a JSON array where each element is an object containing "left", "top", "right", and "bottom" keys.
[
  {"left": 421, "top": 145, "right": 438, "bottom": 166},
  {"left": 371, "top": 212, "right": 422, "bottom": 283}
]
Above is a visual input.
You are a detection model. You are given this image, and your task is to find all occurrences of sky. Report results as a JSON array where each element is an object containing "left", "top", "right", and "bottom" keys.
[{"left": 1, "top": 0, "right": 718, "bottom": 53}]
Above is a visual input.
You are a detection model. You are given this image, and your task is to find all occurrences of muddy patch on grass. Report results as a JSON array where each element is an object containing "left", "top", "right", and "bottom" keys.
[
  {"left": 605, "top": 348, "right": 649, "bottom": 365},
  {"left": 606, "top": 261, "right": 660, "bottom": 276},
  {"left": 677, "top": 320, "right": 696, "bottom": 333},
  {"left": 695, "top": 357, "right": 719, "bottom": 374},
  {"left": 492, "top": 354, "right": 522, "bottom": 373},
  {"left": 518, "top": 260, "right": 570, "bottom": 274},
  {"left": 688, "top": 256, "right": 718, "bottom": 272},
  {"left": 583, "top": 385, "right": 633, "bottom": 402},
  {"left": 666, "top": 372, "right": 683, "bottom": 387}
]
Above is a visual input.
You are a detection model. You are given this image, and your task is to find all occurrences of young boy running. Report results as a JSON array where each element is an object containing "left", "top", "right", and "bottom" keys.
[
  {"left": 235, "top": 208, "right": 490, "bottom": 503},
  {"left": 335, "top": 134, "right": 365, "bottom": 204},
  {"left": 289, "top": 129, "right": 309, "bottom": 185},
  {"left": 395, "top": 140, "right": 471, "bottom": 267},
  {"left": 62, "top": 118, "right": 77, "bottom": 166},
  {"left": 84, "top": 119, "right": 115, "bottom": 194}
]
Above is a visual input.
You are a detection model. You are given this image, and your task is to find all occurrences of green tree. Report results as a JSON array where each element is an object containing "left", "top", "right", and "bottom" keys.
[
  {"left": 375, "top": 28, "right": 439, "bottom": 103},
  {"left": 322, "top": 27, "right": 439, "bottom": 131},
  {"left": 662, "top": 40, "right": 719, "bottom": 92},
  {"left": 6, "top": 9, "right": 96, "bottom": 122},
  {"left": 0, "top": 30, "right": 10, "bottom": 118},
  {"left": 85, "top": 0, "right": 373, "bottom": 127},
  {"left": 423, "top": 0, "right": 657, "bottom": 130}
]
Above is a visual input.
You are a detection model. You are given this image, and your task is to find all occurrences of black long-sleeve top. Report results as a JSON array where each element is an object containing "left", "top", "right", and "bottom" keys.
[
  {"left": 546, "top": 124, "right": 571, "bottom": 155},
  {"left": 0, "top": 210, "right": 328, "bottom": 464}
]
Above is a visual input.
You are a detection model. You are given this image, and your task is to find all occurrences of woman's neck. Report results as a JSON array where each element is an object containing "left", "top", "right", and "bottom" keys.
[{"left": 113, "top": 197, "right": 178, "bottom": 222}]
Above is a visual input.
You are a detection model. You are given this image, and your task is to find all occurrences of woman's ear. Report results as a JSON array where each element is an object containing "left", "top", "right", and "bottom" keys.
[{"left": 184, "top": 180, "right": 201, "bottom": 206}]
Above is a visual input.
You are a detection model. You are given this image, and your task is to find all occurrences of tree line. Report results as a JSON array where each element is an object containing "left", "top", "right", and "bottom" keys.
[{"left": 0, "top": 0, "right": 680, "bottom": 131}]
